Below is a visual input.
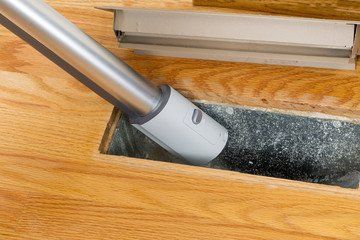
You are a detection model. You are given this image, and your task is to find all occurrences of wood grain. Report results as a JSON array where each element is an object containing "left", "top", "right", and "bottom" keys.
[
  {"left": 193, "top": 0, "right": 360, "bottom": 21},
  {"left": 99, "top": 107, "right": 121, "bottom": 154},
  {"left": 1, "top": 0, "right": 360, "bottom": 239}
]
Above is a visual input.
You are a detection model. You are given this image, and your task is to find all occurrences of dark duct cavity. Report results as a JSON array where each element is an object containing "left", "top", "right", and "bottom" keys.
[{"left": 107, "top": 102, "right": 360, "bottom": 189}]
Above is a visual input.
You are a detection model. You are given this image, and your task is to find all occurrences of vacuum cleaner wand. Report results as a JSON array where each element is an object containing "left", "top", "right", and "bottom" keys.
[{"left": 0, "top": 0, "right": 228, "bottom": 165}]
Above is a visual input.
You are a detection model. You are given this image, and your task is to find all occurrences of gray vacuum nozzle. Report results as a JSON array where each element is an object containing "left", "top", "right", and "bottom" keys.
[{"left": 0, "top": 0, "right": 228, "bottom": 165}]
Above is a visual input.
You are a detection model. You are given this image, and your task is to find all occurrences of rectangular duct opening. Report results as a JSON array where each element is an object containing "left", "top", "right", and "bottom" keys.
[{"left": 100, "top": 102, "right": 360, "bottom": 190}]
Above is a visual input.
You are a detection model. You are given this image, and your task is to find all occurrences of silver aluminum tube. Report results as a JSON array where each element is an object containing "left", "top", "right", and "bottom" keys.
[{"left": 0, "top": 0, "right": 161, "bottom": 116}]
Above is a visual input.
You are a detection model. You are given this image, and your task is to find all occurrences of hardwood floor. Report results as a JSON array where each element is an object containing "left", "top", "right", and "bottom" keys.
[
  {"left": 194, "top": 0, "right": 360, "bottom": 21},
  {"left": 0, "top": 1, "right": 359, "bottom": 239}
]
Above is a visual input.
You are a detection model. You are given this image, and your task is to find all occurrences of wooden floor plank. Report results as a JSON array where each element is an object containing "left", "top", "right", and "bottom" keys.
[{"left": 194, "top": 0, "right": 360, "bottom": 21}]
